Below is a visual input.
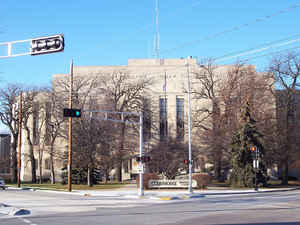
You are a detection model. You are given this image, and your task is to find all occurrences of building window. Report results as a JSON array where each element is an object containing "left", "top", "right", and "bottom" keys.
[
  {"left": 124, "top": 160, "right": 129, "bottom": 173},
  {"left": 143, "top": 98, "right": 151, "bottom": 142},
  {"left": 33, "top": 104, "right": 39, "bottom": 145},
  {"left": 160, "top": 97, "right": 168, "bottom": 141},
  {"left": 176, "top": 97, "right": 184, "bottom": 139},
  {"left": 45, "top": 158, "right": 51, "bottom": 170},
  {"left": 45, "top": 102, "right": 51, "bottom": 145},
  {"left": 129, "top": 159, "right": 132, "bottom": 171},
  {"left": 35, "top": 159, "right": 39, "bottom": 170}
]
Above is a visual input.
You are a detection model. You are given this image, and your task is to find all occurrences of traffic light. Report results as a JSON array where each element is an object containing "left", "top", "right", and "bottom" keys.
[
  {"left": 30, "top": 34, "right": 64, "bottom": 56},
  {"left": 142, "top": 156, "right": 151, "bottom": 163},
  {"left": 136, "top": 156, "right": 151, "bottom": 163},
  {"left": 250, "top": 146, "right": 257, "bottom": 152},
  {"left": 63, "top": 108, "right": 81, "bottom": 118},
  {"left": 250, "top": 146, "right": 257, "bottom": 159},
  {"left": 184, "top": 159, "right": 189, "bottom": 165},
  {"left": 136, "top": 156, "right": 141, "bottom": 162}
]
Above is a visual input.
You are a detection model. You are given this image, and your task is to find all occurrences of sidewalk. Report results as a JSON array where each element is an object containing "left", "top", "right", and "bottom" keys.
[
  {"left": 13, "top": 183, "right": 298, "bottom": 201},
  {"left": 1, "top": 185, "right": 299, "bottom": 216}
]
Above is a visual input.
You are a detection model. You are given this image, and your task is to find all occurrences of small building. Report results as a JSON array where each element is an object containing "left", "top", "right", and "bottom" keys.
[{"left": 0, "top": 133, "right": 11, "bottom": 175}]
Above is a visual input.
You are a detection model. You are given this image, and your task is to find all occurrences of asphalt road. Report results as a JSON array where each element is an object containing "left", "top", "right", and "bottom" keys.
[{"left": 0, "top": 189, "right": 300, "bottom": 225}]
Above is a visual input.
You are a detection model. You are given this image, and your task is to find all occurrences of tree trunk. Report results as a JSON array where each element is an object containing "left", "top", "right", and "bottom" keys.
[
  {"left": 87, "top": 166, "right": 93, "bottom": 187},
  {"left": 10, "top": 136, "right": 18, "bottom": 183},
  {"left": 29, "top": 144, "right": 37, "bottom": 183},
  {"left": 281, "top": 160, "right": 289, "bottom": 185},
  {"left": 212, "top": 100, "right": 222, "bottom": 181},
  {"left": 116, "top": 123, "right": 126, "bottom": 182},
  {"left": 50, "top": 143, "right": 56, "bottom": 184},
  {"left": 39, "top": 151, "right": 42, "bottom": 184},
  {"left": 214, "top": 158, "right": 222, "bottom": 182},
  {"left": 24, "top": 126, "right": 37, "bottom": 183},
  {"left": 116, "top": 161, "right": 122, "bottom": 182}
]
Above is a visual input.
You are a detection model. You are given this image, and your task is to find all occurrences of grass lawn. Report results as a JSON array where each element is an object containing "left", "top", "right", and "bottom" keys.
[
  {"left": 209, "top": 179, "right": 300, "bottom": 189},
  {"left": 9, "top": 183, "right": 126, "bottom": 191}
]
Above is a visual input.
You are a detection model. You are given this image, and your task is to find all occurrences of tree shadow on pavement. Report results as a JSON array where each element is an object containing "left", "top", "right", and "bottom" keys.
[{"left": 217, "top": 223, "right": 300, "bottom": 225}]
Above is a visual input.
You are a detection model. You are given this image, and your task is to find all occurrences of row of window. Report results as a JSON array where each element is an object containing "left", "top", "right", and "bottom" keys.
[
  {"left": 35, "top": 158, "right": 51, "bottom": 170},
  {"left": 31, "top": 97, "right": 185, "bottom": 145},
  {"left": 159, "top": 96, "right": 184, "bottom": 141}
]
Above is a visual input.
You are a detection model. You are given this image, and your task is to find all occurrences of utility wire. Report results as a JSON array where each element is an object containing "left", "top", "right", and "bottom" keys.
[
  {"left": 233, "top": 45, "right": 300, "bottom": 63},
  {"left": 214, "top": 34, "right": 300, "bottom": 63},
  {"left": 160, "top": 3, "right": 300, "bottom": 55}
]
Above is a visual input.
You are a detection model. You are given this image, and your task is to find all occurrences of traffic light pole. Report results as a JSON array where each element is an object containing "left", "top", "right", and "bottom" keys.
[
  {"left": 139, "top": 113, "right": 144, "bottom": 196},
  {"left": 67, "top": 60, "right": 73, "bottom": 192},
  {"left": 17, "top": 92, "right": 23, "bottom": 188},
  {"left": 0, "top": 39, "right": 32, "bottom": 58},
  {"left": 254, "top": 147, "right": 259, "bottom": 191},
  {"left": 186, "top": 57, "right": 193, "bottom": 194},
  {"left": 251, "top": 145, "right": 259, "bottom": 191}
]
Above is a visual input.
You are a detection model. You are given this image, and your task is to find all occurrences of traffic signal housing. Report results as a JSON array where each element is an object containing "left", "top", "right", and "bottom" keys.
[
  {"left": 30, "top": 34, "right": 64, "bottom": 56},
  {"left": 136, "top": 156, "right": 141, "bottom": 162},
  {"left": 250, "top": 146, "right": 258, "bottom": 159},
  {"left": 184, "top": 159, "right": 189, "bottom": 165},
  {"left": 143, "top": 156, "right": 151, "bottom": 163},
  {"left": 63, "top": 108, "right": 81, "bottom": 118},
  {"left": 250, "top": 146, "right": 257, "bottom": 152},
  {"left": 136, "top": 156, "right": 151, "bottom": 163}
]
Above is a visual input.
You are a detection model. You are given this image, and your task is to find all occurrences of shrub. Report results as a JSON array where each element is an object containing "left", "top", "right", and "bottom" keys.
[
  {"left": 192, "top": 173, "right": 212, "bottom": 189},
  {"left": 136, "top": 173, "right": 159, "bottom": 190}
]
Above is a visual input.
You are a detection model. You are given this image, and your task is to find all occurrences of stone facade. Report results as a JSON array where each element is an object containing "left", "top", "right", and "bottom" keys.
[{"left": 19, "top": 58, "right": 278, "bottom": 182}]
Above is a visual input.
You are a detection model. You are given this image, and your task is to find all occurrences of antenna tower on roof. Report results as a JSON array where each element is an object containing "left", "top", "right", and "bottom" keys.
[{"left": 154, "top": 0, "right": 160, "bottom": 59}]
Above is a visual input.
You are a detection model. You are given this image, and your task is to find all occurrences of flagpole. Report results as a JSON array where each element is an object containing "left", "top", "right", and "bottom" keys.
[
  {"left": 186, "top": 57, "right": 193, "bottom": 194},
  {"left": 164, "top": 70, "right": 167, "bottom": 139}
]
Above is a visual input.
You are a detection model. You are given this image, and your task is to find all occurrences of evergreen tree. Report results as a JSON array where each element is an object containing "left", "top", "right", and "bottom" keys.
[{"left": 230, "top": 98, "right": 267, "bottom": 187}]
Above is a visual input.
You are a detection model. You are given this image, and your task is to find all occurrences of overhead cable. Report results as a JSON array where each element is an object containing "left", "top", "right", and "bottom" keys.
[{"left": 160, "top": 3, "right": 300, "bottom": 55}]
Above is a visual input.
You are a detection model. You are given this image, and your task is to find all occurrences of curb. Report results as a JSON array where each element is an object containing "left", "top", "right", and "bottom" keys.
[
  {"left": 158, "top": 194, "right": 205, "bottom": 200},
  {"left": 6, "top": 186, "right": 299, "bottom": 200}
]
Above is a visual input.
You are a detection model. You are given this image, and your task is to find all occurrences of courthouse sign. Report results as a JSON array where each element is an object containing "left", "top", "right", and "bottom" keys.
[{"left": 148, "top": 179, "right": 197, "bottom": 188}]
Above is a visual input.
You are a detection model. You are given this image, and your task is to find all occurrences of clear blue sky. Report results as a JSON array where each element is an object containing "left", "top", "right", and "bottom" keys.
[
  {"left": 1, "top": 0, "right": 300, "bottom": 130},
  {"left": 1, "top": 0, "right": 300, "bottom": 85}
]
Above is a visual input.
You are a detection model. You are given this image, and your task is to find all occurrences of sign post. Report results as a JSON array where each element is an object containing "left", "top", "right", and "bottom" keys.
[{"left": 250, "top": 146, "right": 259, "bottom": 191}]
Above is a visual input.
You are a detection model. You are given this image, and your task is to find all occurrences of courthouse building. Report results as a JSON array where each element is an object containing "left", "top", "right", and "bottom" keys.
[{"left": 18, "top": 58, "right": 273, "bottom": 182}]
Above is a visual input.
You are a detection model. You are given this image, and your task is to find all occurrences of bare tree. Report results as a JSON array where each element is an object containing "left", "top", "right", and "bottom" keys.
[
  {"left": 0, "top": 83, "right": 22, "bottom": 182},
  {"left": 192, "top": 60, "right": 229, "bottom": 181},
  {"left": 21, "top": 88, "right": 45, "bottom": 183},
  {"left": 98, "top": 71, "right": 152, "bottom": 182},
  {"left": 193, "top": 60, "right": 274, "bottom": 181},
  {"left": 44, "top": 86, "right": 68, "bottom": 184},
  {"left": 148, "top": 135, "right": 192, "bottom": 179},
  {"left": 268, "top": 52, "right": 300, "bottom": 184},
  {"left": 54, "top": 73, "right": 120, "bottom": 185}
]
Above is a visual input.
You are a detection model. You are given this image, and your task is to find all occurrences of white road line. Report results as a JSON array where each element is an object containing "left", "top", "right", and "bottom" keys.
[
  {"left": 21, "top": 218, "right": 38, "bottom": 225},
  {"left": 22, "top": 218, "right": 31, "bottom": 223}
]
